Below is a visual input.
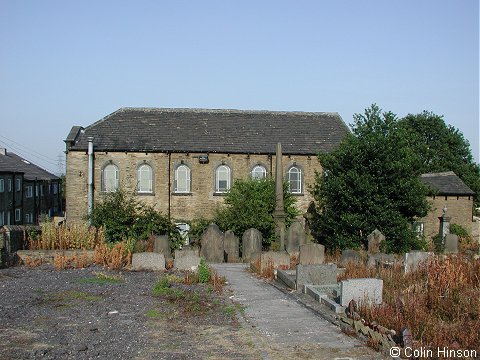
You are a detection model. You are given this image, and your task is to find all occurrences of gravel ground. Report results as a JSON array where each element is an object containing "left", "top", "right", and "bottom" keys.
[{"left": 0, "top": 264, "right": 259, "bottom": 360}]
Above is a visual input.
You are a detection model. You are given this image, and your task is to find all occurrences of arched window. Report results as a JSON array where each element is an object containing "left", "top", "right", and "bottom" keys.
[
  {"left": 215, "top": 165, "right": 231, "bottom": 193},
  {"left": 102, "top": 163, "right": 119, "bottom": 192},
  {"left": 251, "top": 165, "right": 267, "bottom": 180},
  {"left": 137, "top": 164, "right": 153, "bottom": 193},
  {"left": 287, "top": 166, "right": 302, "bottom": 194},
  {"left": 174, "top": 164, "right": 191, "bottom": 193}
]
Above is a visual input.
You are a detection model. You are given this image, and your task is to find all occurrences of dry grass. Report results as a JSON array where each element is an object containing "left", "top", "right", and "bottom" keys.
[
  {"left": 24, "top": 256, "right": 43, "bottom": 267},
  {"left": 28, "top": 223, "right": 104, "bottom": 250},
  {"left": 53, "top": 251, "right": 90, "bottom": 270},
  {"left": 344, "top": 255, "right": 480, "bottom": 352},
  {"left": 93, "top": 242, "right": 132, "bottom": 270}
]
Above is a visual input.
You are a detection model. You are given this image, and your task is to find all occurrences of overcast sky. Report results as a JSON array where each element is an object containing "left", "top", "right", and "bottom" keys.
[{"left": 0, "top": 0, "right": 478, "bottom": 175}]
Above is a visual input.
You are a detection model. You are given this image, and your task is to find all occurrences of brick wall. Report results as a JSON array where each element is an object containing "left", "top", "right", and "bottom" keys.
[
  {"left": 420, "top": 195, "right": 474, "bottom": 240},
  {"left": 65, "top": 150, "right": 322, "bottom": 223}
]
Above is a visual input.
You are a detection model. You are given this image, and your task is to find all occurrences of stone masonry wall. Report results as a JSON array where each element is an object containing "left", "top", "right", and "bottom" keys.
[
  {"left": 420, "top": 195, "right": 474, "bottom": 240},
  {"left": 65, "top": 150, "right": 322, "bottom": 223}
]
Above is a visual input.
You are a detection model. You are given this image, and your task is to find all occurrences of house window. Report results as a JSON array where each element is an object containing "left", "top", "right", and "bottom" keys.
[
  {"left": 16, "top": 178, "right": 21, "bottom": 191},
  {"left": 251, "top": 165, "right": 267, "bottom": 180},
  {"left": 0, "top": 178, "right": 4, "bottom": 192},
  {"left": 26, "top": 186, "right": 33, "bottom": 198},
  {"left": 25, "top": 213, "right": 34, "bottom": 224},
  {"left": 52, "top": 183, "right": 58, "bottom": 195},
  {"left": 35, "top": 185, "right": 40, "bottom": 197},
  {"left": 174, "top": 164, "right": 191, "bottom": 193},
  {"left": 137, "top": 164, "right": 153, "bottom": 193},
  {"left": 215, "top": 165, "right": 231, "bottom": 193},
  {"left": 15, "top": 208, "right": 21, "bottom": 222},
  {"left": 287, "top": 166, "right": 302, "bottom": 194},
  {"left": 0, "top": 211, "right": 4, "bottom": 226},
  {"left": 102, "top": 163, "right": 119, "bottom": 192},
  {"left": 7, "top": 178, "right": 12, "bottom": 192},
  {"left": 40, "top": 184, "right": 44, "bottom": 196}
]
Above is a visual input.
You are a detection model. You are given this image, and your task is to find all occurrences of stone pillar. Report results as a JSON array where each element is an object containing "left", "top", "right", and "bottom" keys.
[
  {"left": 438, "top": 206, "right": 451, "bottom": 246},
  {"left": 273, "top": 142, "right": 287, "bottom": 251}
]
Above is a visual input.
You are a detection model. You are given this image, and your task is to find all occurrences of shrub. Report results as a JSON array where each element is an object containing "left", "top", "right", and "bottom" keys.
[
  {"left": 88, "top": 188, "right": 183, "bottom": 250},
  {"left": 214, "top": 178, "right": 299, "bottom": 247}
]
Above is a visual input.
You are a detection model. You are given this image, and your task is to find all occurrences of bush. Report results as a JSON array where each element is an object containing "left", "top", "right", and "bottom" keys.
[
  {"left": 88, "top": 189, "right": 183, "bottom": 250},
  {"left": 198, "top": 258, "right": 211, "bottom": 283},
  {"left": 214, "top": 178, "right": 299, "bottom": 247}
]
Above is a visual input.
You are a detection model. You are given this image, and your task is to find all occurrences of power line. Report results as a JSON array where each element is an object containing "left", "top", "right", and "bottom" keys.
[
  {"left": 0, "top": 138, "right": 65, "bottom": 167},
  {"left": 0, "top": 134, "right": 65, "bottom": 165}
]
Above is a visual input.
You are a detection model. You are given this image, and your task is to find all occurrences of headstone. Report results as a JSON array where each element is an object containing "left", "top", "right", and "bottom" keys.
[
  {"left": 404, "top": 251, "right": 434, "bottom": 273},
  {"left": 260, "top": 251, "right": 290, "bottom": 270},
  {"left": 444, "top": 234, "right": 459, "bottom": 254},
  {"left": 174, "top": 249, "right": 201, "bottom": 270},
  {"left": 340, "top": 249, "right": 362, "bottom": 267},
  {"left": 200, "top": 224, "right": 224, "bottom": 263},
  {"left": 299, "top": 243, "right": 325, "bottom": 265},
  {"left": 154, "top": 235, "right": 171, "bottom": 259},
  {"left": 367, "top": 229, "right": 385, "bottom": 254},
  {"left": 295, "top": 264, "right": 337, "bottom": 292},
  {"left": 223, "top": 230, "right": 240, "bottom": 263},
  {"left": 367, "top": 253, "right": 397, "bottom": 268},
  {"left": 340, "top": 278, "right": 383, "bottom": 307},
  {"left": 242, "top": 228, "right": 262, "bottom": 262},
  {"left": 286, "top": 221, "right": 306, "bottom": 254},
  {"left": 131, "top": 252, "right": 165, "bottom": 271}
]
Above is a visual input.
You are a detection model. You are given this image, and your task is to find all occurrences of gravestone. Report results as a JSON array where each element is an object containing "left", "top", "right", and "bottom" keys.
[
  {"left": 340, "top": 278, "right": 383, "bottom": 306},
  {"left": 242, "top": 228, "right": 262, "bottom": 262},
  {"left": 174, "top": 248, "right": 201, "bottom": 270},
  {"left": 367, "top": 253, "right": 397, "bottom": 268},
  {"left": 340, "top": 249, "right": 362, "bottom": 267},
  {"left": 259, "top": 251, "right": 290, "bottom": 271},
  {"left": 131, "top": 252, "right": 165, "bottom": 271},
  {"left": 285, "top": 221, "right": 306, "bottom": 255},
  {"left": 404, "top": 251, "right": 434, "bottom": 273},
  {"left": 295, "top": 264, "right": 337, "bottom": 292},
  {"left": 224, "top": 230, "right": 240, "bottom": 263},
  {"left": 154, "top": 235, "right": 171, "bottom": 259},
  {"left": 200, "top": 224, "right": 224, "bottom": 263},
  {"left": 444, "top": 234, "right": 459, "bottom": 254},
  {"left": 367, "top": 229, "right": 385, "bottom": 254},
  {"left": 299, "top": 243, "right": 325, "bottom": 265}
]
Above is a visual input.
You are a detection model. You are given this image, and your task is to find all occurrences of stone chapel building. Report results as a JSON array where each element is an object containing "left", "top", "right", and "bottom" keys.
[{"left": 64, "top": 107, "right": 349, "bottom": 223}]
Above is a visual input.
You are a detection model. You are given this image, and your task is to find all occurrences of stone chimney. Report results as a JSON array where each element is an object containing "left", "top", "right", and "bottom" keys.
[{"left": 0, "top": 148, "right": 6, "bottom": 155}]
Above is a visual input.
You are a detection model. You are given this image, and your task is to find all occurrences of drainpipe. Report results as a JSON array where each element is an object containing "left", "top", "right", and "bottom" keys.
[
  {"left": 87, "top": 137, "right": 94, "bottom": 222},
  {"left": 168, "top": 152, "right": 171, "bottom": 220}
]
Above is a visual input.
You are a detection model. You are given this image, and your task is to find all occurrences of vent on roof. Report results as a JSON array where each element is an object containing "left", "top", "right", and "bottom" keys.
[
  {"left": 0, "top": 148, "right": 5, "bottom": 155},
  {"left": 22, "top": 159, "right": 31, "bottom": 165}
]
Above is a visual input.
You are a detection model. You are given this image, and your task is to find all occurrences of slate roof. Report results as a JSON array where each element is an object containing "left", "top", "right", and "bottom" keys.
[
  {"left": 420, "top": 171, "right": 474, "bottom": 196},
  {"left": 65, "top": 107, "right": 349, "bottom": 155},
  {"left": 0, "top": 151, "right": 59, "bottom": 181}
]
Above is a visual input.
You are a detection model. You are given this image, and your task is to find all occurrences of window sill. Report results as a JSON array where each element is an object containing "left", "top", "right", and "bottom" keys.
[
  {"left": 291, "top": 192, "right": 304, "bottom": 196},
  {"left": 213, "top": 192, "right": 227, "bottom": 196},
  {"left": 172, "top": 192, "right": 192, "bottom": 196},
  {"left": 137, "top": 192, "right": 155, "bottom": 196}
]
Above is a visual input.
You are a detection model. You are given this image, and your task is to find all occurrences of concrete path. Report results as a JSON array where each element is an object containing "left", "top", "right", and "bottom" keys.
[{"left": 212, "top": 263, "right": 386, "bottom": 360}]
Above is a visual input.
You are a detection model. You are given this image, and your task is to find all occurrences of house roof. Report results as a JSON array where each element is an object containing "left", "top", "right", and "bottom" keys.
[
  {"left": 65, "top": 107, "right": 350, "bottom": 155},
  {"left": 0, "top": 150, "right": 59, "bottom": 181},
  {"left": 420, "top": 171, "right": 475, "bottom": 196}
]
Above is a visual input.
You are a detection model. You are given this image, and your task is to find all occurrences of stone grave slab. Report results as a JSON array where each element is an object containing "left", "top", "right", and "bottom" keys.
[
  {"left": 200, "top": 224, "right": 224, "bottom": 263},
  {"left": 131, "top": 252, "right": 165, "bottom": 271},
  {"left": 224, "top": 230, "right": 240, "bottom": 263},
  {"left": 242, "top": 228, "right": 262, "bottom": 262},
  {"left": 404, "top": 251, "right": 434, "bottom": 273},
  {"left": 299, "top": 243, "right": 325, "bottom": 265},
  {"left": 340, "top": 278, "right": 383, "bottom": 307},
  {"left": 295, "top": 264, "right": 337, "bottom": 293}
]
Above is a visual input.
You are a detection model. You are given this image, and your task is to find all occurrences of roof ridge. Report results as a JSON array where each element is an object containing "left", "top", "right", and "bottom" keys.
[
  {"left": 421, "top": 171, "right": 457, "bottom": 177},
  {"left": 114, "top": 107, "right": 341, "bottom": 117}
]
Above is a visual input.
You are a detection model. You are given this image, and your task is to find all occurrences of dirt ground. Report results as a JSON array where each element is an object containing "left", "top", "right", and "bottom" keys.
[{"left": 0, "top": 264, "right": 260, "bottom": 360}]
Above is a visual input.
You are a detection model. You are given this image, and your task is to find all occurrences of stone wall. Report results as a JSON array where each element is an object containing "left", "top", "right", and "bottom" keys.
[
  {"left": 419, "top": 195, "right": 474, "bottom": 240},
  {"left": 65, "top": 150, "right": 322, "bottom": 223}
]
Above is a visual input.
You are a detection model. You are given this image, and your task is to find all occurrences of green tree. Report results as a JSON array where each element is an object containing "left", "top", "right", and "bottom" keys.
[
  {"left": 214, "top": 178, "right": 299, "bottom": 247},
  {"left": 399, "top": 111, "right": 480, "bottom": 207},
  {"left": 310, "top": 104, "right": 430, "bottom": 253}
]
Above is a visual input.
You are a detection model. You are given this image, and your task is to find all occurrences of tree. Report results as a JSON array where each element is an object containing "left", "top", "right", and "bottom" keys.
[
  {"left": 310, "top": 105, "right": 430, "bottom": 253},
  {"left": 214, "top": 178, "right": 299, "bottom": 247},
  {"left": 399, "top": 111, "right": 480, "bottom": 207}
]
